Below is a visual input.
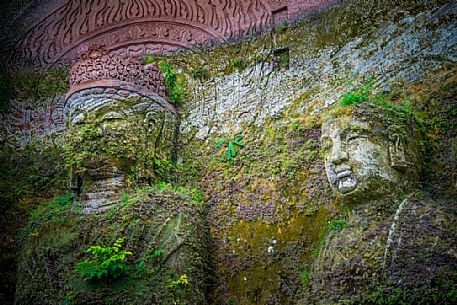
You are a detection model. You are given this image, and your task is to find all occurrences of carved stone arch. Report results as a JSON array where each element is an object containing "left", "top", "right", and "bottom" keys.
[
  {"left": 3, "top": 0, "right": 273, "bottom": 70},
  {"left": 55, "top": 19, "right": 228, "bottom": 66},
  {"left": 1, "top": 0, "right": 334, "bottom": 71}
]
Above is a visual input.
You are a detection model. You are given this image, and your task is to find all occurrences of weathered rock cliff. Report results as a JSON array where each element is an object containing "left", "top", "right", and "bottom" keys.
[{"left": 1, "top": 0, "right": 456, "bottom": 304}]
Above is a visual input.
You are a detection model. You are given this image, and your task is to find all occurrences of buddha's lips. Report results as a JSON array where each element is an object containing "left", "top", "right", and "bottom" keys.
[
  {"left": 336, "top": 170, "right": 352, "bottom": 179},
  {"left": 334, "top": 164, "right": 352, "bottom": 179}
]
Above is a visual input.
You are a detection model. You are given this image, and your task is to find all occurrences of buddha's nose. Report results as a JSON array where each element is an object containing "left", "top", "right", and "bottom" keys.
[{"left": 331, "top": 140, "right": 349, "bottom": 165}]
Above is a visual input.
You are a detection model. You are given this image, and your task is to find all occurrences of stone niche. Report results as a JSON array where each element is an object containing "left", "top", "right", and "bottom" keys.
[{"left": 64, "top": 46, "right": 177, "bottom": 214}]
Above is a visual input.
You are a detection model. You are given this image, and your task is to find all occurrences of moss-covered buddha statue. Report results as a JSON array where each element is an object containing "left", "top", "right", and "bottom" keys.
[
  {"left": 303, "top": 102, "right": 457, "bottom": 304},
  {"left": 64, "top": 46, "right": 177, "bottom": 214},
  {"left": 15, "top": 47, "right": 210, "bottom": 305}
]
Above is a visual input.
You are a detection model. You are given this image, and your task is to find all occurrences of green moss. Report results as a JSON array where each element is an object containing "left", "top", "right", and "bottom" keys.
[
  {"left": 328, "top": 215, "right": 348, "bottom": 232},
  {"left": 190, "top": 66, "right": 210, "bottom": 81},
  {"left": 0, "top": 73, "right": 13, "bottom": 112},
  {"left": 0, "top": 137, "right": 68, "bottom": 209},
  {"left": 224, "top": 58, "right": 248, "bottom": 74},
  {"left": 152, "top": 182, "right": 204, "bottom": 206},
  {"left": 219, "top": 207, "right": 329, "bottom": 304},
  {"left": 273, "top": 22, "right": 289, "bottom": 34},
  {"left": 340, "top": 80, "right": 372, "bottom": 106},
  {"left": 16, "top": 186, "right": 209, "bottom": 305},
  {"left": 13, "top": 69, "right": 67, "bottom": 100},
  {"left": 300, "top": 269, "right": 310, "bottom": 286}
]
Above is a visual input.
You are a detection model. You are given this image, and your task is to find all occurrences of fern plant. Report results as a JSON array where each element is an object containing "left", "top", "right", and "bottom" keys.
[
  {"left": 142, "top": 55, "right": 184, "bottom": 104},
  {"left": 168, "top": 274, "right": 189, "bottom": 288},
  {"left": 215, "top": 134, "right": 245, "bottom": 161},
  {"left": 340, "top": 79, "right": 373, "bottom": 107},
  {"left": 75, "top": 237, "right": 133, "bottom": 282}
]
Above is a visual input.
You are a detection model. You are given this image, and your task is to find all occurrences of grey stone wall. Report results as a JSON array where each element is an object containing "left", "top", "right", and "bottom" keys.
[{"left": 180, "top": 1, "right": 457, "bottom": 139}]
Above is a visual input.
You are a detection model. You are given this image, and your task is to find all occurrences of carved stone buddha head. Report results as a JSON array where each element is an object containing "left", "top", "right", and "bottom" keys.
[
  {"left": 321, "top": 103, "right": 421, "bottom": 201},
  {"left": 64, "top": 46, "right": 177, "bottom": 213}
]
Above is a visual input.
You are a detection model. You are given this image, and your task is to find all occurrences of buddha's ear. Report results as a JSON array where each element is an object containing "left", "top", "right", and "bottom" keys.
[{"left": 389, "top": 134, "right": 407, "bottom": 169}]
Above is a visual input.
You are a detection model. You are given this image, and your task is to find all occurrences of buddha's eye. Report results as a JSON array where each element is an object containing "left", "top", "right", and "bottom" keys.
[{"left": 101, "top": 112, "right": 123, "bottom": 122}]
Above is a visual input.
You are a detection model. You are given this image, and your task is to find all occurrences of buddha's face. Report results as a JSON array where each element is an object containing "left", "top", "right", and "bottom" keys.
[
  {"left": 65, "top": 94, "right": 176, "bottom": 211},
  {"left": 321, "top": 117, "right": 401, "bottom": 198},
  {"left": 70, "top": 96, "right": 177, "bottom": 177}
]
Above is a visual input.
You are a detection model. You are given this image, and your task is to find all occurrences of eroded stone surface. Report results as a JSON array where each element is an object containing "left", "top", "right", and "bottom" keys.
[
  {"left": 181, "top": 1, "right": 457, "bottom": 139},
  {"left": 69, "top": 45, "right": 166, "bottom": 98},
  {"left": 1, "top": 97, "right": 66, "bottom": 144},
  {"left": 305, "top": 194, "right": 457, "bottom": 304}
]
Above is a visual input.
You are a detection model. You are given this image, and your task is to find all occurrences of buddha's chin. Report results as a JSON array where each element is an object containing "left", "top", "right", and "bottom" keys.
[{"left": 337, "top": 176, "right": 358, "bottom": 194}]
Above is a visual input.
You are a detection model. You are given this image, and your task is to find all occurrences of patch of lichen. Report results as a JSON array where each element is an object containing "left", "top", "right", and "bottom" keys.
[{"left": 15, "top": 186, "right": 210, "bottom": 305}]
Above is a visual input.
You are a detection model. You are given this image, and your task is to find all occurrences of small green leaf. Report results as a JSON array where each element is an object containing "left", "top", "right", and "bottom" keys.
[
  {"left": 227, "top": 142, "right": 236, "bottom": 160},
  {"left": 215, "top": 140, "right": 225, "bottom": 148}
]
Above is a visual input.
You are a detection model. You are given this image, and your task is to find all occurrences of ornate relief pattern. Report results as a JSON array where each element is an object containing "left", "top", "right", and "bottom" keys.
[
  {"left": 68, "top": 21, "right": 218, "bottom": 61},
  {"left": 10, "top": 0, "right": 274, "bottom": 68},
  {"left": 2, "top": 97, "right": 66, "bottom": 143},
  {"left": 69, "top": 45, "right": 166, "bottom": 98}
]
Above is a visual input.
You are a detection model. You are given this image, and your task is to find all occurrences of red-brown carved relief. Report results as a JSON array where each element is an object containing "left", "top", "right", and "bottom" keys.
[
  {"left": 10, "top": 0, "right": 269, "bottom": 69},
  {"left": 68, "top": 45, "right": 166, "bottom": 98},
  {"left": 4, "top": 0, "right": 334, "bottom": 70}
]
